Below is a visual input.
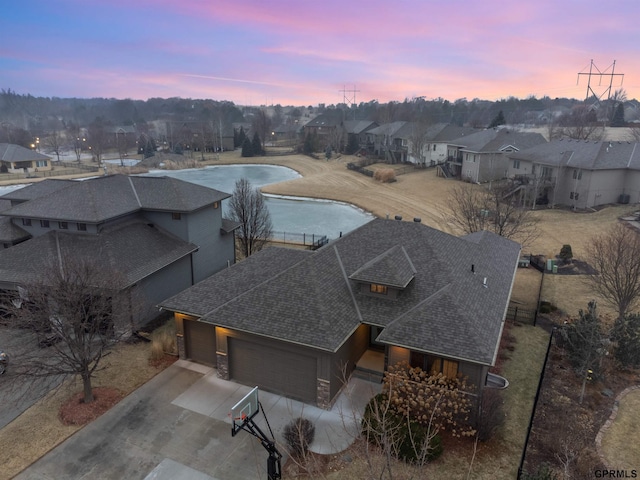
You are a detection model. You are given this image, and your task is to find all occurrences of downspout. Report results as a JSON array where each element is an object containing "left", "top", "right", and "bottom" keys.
[{"left": 190, "top": 252, "right": 195, "bottom": 286}]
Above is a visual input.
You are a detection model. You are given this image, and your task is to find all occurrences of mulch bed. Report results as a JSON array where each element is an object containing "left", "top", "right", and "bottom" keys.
[
  {"left": 59, "top": 387, "right": 125, "bottom": 426},
  {"left": 553, "top": 258, "right": 598, "bottom": 275},
  {"left": 523, "top": 326, "right": 640, "bottom": 477}
]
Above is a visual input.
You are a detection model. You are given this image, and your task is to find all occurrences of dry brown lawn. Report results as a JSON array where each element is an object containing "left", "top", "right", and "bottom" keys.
[
  {"left": 0, "top": 341, "right": 167, "bottom": 480},
  {"left": 600, "top": 388, "right": 640, "bottom": 469}
]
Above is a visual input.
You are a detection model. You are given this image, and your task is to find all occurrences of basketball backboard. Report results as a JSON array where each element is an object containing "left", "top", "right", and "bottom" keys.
[{"left": 231, "top": 386, "right": 259, "bottom": 436}]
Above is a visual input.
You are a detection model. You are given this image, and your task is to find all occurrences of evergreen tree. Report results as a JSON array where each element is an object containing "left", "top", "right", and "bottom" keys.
[
  {"left": 488, "top": 110, "right": 506, "bottom": 128},
  {"left": 345, "top": 134, "right": 360, "bottom": 155},
  {"left": 611, "top": 313, "right": 640, "bottom": 367},
  {"left": 241, "top": 138, "right": 253, "bottom": 157},
  {"left": 251, "top": 132, "right": 263, "bottom": 156},
  {"left": 237, "top": 126, "right": 246, "bottom": 148},
  {"left": 611, "top": 102, "right": 625, "bottom": 127}
]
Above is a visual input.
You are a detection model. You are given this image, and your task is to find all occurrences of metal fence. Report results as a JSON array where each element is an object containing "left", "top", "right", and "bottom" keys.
[
  {"left": 269, "top": 231, "right": 329, "bottom": 250},
  {"left": 506, "top": 304, "right": 537, "bottom": 325}
]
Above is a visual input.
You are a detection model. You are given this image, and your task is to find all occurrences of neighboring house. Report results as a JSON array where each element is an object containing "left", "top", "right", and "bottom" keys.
[
  {"left": 343, "top": 120, "right": 378, "bottom": 152},
  {"left": 0, "top": 174, "right": 238, "bottom": 333},
  {"left": 506, "top": 139, "right": 640, "bottom": 209},
  {"left": 366, "top": 121, "right": 410, "bottom": 163},
  {"left": 160, "top": 218, "right": 520, "bottom": 409},
  {"left": 406, "top": 124, "right": 481, "bottom": 167},
  {"left": 303, "top": 112, "right": 345, "bottom": 150},
  {"left": 446, "top": 129, "right": 548, "bottom": 183},
  {"left": 0, "top": 143, "right": 52, "bottom": 174}
]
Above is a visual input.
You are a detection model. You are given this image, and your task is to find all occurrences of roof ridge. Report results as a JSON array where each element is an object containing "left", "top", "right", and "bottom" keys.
[
  {"left": 128, "top": 176, "right": 142, "bottom": 207},
  {"left": 333, "top": 245, "right": 363, "bottom": 323}
]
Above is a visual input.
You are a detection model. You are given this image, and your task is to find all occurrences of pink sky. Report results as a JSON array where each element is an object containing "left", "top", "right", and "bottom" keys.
[{"left": 1, "top": 0, "right": 639, "bottom": 105}]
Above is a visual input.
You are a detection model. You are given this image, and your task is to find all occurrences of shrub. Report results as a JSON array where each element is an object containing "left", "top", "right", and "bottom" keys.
[
  {"left": 539, "top": 301, "right": 557, "bottom": 314},
  {"left": 150, "top": 321, "right": 177, "bottom": 360},
  {"left": 361, "top": 394, "right": 443, "bottom": 464},
  {"left": 476, "top": 388, "right": 505, "bottom": 442},
  {"left": 521, "top": 463, "right": 559, "bottom": 480},
  {"left": 373, "top": 168, "right": 396, "bottom": 183},
  {"left": 558, "top": 244, "right": 573, "bottom": 264},
  {"left": 283, "top": 417, "right": 315, "bottom": 457}
]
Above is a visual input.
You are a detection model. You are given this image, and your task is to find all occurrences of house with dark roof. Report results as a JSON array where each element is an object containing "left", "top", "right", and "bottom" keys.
[
  {"left": 446, "top": 129, "right": 547, "bottom": 182},
  {"left": 0, "top": 143, "right": 52, "bottom": 174},
  {"left": 160, "top": 218, "right": 520, "bottom": 409},
  {"left": 409, "top": 124, "right": 481, "bottom": 167},
  {"left": 506, "top": 139, "right": 640, "bottom": 209},
  {"left": 0, "top": 174, "right": 238, "bottom": 332}
]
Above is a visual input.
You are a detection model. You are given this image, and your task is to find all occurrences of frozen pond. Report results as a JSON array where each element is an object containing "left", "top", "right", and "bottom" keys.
[
  {"left": 143, "top": 164, "right": 374, "bottom": 239},
  {"left": 0, "top": 164, "right": 374, "bottom": 239}
]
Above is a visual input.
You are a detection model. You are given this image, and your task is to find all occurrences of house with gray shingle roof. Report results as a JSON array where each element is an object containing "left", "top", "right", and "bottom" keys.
[
  {"left": 0, "top": 174, "right": 238, "bottom": 332},
  {"left": 506, "top": 138, "right": 640, "bottom": 209},
  {"left": 160, "top": 218, "right": 520, "bottom": 409},
  {"left": 446, "top": 129, "right": 547, "bottom": 183},
  {"left": 0, "top": 143, "right": 52, "bottom": 174}
]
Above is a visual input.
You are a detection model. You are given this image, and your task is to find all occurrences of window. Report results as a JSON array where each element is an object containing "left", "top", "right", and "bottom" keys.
[
  {"left": 428, "top": 357, "right": 459, "bottom": 378},
  {"left": 36, "top": 160, "right": 48, "bottom": 167},
  {"left": 573, "top": 169, "right": 582, "bottom": 180},
  {"left": 77, "top": 223, "right": 87, "bottom": 231},
  {"left": 569, "top": 192, "right": 580, "bottom": 200},
  {"left": 22, "top": 218, "right": 32, "bottom": 226},
  {"left": 40, "top": 220, "right": 50, "bottom": 228},
  {"left": 370, "top": 284, "right": 388, "bottom": 295},
  {"left": 172, "top": 212, "right": 181, "bottom": 220},
  {"left": 213, "top": 202, "right": 219, "bottom": 209},
  {"left": 58, "top": 221, "right": 68, "bottom": 229},
  {"left": 433, "top": 144, "right": 436, "bottom": 151},
  {"left": 513, "top": 159, "right": 520, "bottom": 169}
]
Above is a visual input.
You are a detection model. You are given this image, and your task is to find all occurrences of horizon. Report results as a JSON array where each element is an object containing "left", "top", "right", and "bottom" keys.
[{"left": 2, "top": 1, "right": 639, "bottom": 106}]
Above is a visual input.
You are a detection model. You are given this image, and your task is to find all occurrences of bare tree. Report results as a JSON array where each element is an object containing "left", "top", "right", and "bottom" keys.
[
  {"left": 228, "top": 178, "right": 273, "bottom": 259},
  {"left": 585, "top": 223, "right": 640, "bottom": 319},
  {"left": 88, "top": 117, "right": 108, "bottom": 166},
  {"left": 557, "top": 105, "right": 604, "bottom": 141},
  {"left": 408, "top": 123, "right": 431, "bottom": 167},
  {"left": 252, "top": 109, "right": 272, "bottom": 151},
  {"left": 446, "top": 182, "right": 539, "bottom": 248},
  {"left": 43, "top": 130, "right": 64, "bottom": 163},
  {"left": 1, "top": 257, "right": 130, "bottom": 404}
]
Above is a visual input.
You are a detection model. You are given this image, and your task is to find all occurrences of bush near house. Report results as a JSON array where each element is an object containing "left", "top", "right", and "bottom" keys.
[{"left": 373, "top": 168, "right": 396, "bottom": 183}]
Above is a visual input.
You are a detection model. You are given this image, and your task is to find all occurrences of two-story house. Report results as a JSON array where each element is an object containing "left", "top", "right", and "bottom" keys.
[
  {"left": 446, "top": 129, "right": 547, "bottom": 183},
  {"left": 506, "top": 139, "right": 640, "bottom": 209},
  {"left": 160, "top": 218, "right": 520, "bottom": 409},
  {"left": 0, "top": 174, "right": 238, "bottom": 333}
]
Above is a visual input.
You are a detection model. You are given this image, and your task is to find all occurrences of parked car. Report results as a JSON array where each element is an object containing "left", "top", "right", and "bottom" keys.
[{"left": 0, "top": 350, "right": 8, "bottom": 375}]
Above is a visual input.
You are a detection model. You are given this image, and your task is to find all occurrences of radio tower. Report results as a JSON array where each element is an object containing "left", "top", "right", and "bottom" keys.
[
  {"left": 340, "top": 85, "right": 360, "bottom": 120},
  {"left": 577, "top": 60, "right": 624, "bottom": 107}
]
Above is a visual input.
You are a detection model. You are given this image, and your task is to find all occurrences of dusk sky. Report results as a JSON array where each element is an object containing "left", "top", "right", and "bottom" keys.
[{"left": 2, "top": 0, "right": 639, "bottom": 106}]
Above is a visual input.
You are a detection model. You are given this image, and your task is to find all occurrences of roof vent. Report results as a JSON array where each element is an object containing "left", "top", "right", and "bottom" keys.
[
  {"left": 394, "top": 215, "right": 403, "bottom": 221},
  {"left": 471, "top": 264, "right": 475, "bottom": 274},
  {"left": 413, "top": 217, "right": 421, "bottom": 223},
  {"left": 483, "top": 277, "right": 488, "bottom": 288}
]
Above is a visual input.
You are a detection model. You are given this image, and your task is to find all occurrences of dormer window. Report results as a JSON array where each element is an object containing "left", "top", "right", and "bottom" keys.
[
  {"left": 370, "top": 284, "right": 388, "bottom": 295},
  {"left": 22, "top": 218, "right": 32, "bottom": 226},
  {"left": 40, "top": 220, "right": 50, "bottom": 228},
  {"left": 172, "top": 213, "right": 181, "bottom": 220}
]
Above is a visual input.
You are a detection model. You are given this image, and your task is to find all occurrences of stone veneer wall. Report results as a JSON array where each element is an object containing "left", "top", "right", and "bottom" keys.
[
  {"left": 217, "top": 353, "right": 229, "bottom": 380},
  {"left": 317, "top": 378, "right": 331, "bottom": 409}
]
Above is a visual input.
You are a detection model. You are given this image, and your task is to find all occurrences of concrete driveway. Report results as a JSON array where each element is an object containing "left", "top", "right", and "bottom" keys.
[{"left": 16, "top": 360, "right": 380, "bottom": 480}]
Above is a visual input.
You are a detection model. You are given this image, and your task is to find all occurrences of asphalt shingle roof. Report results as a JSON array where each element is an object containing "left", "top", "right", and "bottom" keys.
[
  {"left": 161, "top": 219, "right": 520, "bottom": 365},
  {"left": 0, "top": 220, "right": 197, "bottom": 288},
  {"left": 509, "top": 139, "right": 640, "bottom": 171},
  {"left": 450, "top": 129, "right": 547, "bottom": 153},
  {"left": 349, "top": 245, "right": 416, "bottom": 288},
  {"left": 0, "top": 144, "right": 50, "bottom": 163},
  {"left": 1, "top": 174, "right": 230, "bottom": 223}
]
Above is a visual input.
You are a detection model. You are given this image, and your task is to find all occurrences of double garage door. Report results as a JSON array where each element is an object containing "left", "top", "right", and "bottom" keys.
[{"left": 229, "top": 338, "right": 317, "bottom": 404}]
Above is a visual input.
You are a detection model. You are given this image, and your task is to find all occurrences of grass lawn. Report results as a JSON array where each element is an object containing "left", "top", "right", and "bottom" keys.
[{"left": 600, "top": 388, "right": 640, "bottom": 469}]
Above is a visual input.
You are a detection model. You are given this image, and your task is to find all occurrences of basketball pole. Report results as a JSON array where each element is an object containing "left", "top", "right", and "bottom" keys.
[{"left": 234, "top": 404, "right": 282, "bottom": 480}]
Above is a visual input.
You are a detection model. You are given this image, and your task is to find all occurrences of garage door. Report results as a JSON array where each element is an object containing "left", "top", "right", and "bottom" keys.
[
  {"left": 229, "top": 338, "right": 317, "bottom": 404},
  {"left": 184, "top": 320, "right": 216, "bottom": 366}
]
